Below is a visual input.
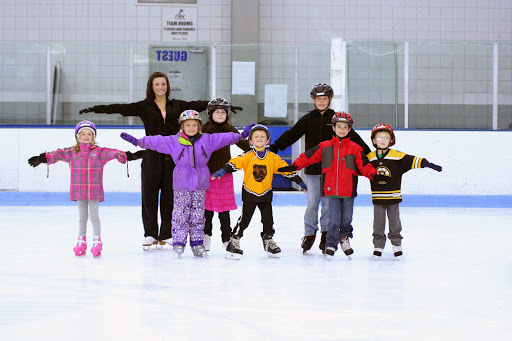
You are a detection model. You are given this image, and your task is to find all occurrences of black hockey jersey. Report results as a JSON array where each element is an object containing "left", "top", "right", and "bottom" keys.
[{"left": 367, "top": 149, "right": 427, "bottom": 205}]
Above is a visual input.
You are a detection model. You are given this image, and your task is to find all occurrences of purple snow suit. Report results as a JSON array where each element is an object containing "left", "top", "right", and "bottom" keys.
[{"left": 137, "top": 132, "right": 242, "bottom": 247}]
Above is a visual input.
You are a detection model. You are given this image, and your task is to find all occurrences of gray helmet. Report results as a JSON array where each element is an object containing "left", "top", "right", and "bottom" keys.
[
  {"left": 207, "top": 97, "right": 231, "bottom": 115},
  {"left": 310, "top": 83, "right": 334, "bottom": 98}
]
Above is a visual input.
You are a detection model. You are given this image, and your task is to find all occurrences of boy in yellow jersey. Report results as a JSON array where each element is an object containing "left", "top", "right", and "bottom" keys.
[
  {"left": 212, "top": 124, "right": 306, "bottom": 259},
  {"left": 368, "top": 124, "right": 442, "bottom": 259}
]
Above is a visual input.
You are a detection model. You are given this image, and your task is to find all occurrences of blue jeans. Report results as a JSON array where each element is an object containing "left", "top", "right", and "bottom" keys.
[
  {"left": 326, "top": 197, "right": 354, "bottom": 250},
  {"left": 304, "top": 175, "right": 329, "bottom": 236}
]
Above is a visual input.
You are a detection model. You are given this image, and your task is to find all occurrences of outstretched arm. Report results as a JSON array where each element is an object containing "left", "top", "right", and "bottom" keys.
[{"left": 28, "top": 153, "right": 47, "bottom": 167}]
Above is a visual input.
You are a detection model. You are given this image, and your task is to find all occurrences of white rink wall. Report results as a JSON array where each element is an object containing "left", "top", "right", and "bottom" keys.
[{"left": 2, "top": 127, "right": 511, "bottom": 195}]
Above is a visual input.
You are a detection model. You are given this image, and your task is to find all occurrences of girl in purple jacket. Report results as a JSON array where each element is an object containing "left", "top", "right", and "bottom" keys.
[
  {"left": 121, "top": 110, "right": 253, "bottom": 257},
  {"left": 28, "top": 121, "right": 145, "bottom": 257}
]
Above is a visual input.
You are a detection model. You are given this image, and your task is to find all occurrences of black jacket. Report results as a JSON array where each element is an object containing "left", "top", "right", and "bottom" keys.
[
  {"left": 90, "top": 99, "right": 209, "bottom": 136},
  {"left": 271, "top": 108, "right": 371, "bottom": 175}
]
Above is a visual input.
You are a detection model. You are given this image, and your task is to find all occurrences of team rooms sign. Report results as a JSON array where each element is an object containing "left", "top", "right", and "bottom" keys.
[{"left": 162, "top": 7, "right": 198, "bottom": 42}]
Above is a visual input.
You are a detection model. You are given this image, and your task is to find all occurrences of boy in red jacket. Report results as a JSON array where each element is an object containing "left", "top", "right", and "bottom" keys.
[{"left": 279, "top": 112, "right": 376, "bottom": 259}]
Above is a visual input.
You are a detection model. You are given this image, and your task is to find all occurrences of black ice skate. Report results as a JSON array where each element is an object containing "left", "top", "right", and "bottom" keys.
[
  {"left": 392, "top": 245, "right": 402, "bottom": 259},
  {"left": 319, "top": 231, "right": 327, "bottom": 254},
  {"left": 262, "top": 234, "right": 281, "bottom": 258},
  {"left": 225, "top": 236, "right": 243, "bottom": 260},
  {"left": 301, "top": 232, "right": 316, "bottom": 254},
  {"left": 340, "top": 237, "right": 354, "bottom": 259}
]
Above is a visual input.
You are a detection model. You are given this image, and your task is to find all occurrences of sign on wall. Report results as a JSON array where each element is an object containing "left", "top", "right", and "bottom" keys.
[{"left": 162, "top": 7, "right": 198, "bottom": 42}]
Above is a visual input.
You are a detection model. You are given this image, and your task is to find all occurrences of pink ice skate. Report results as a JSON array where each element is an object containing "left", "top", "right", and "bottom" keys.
[
  {"left": 73, "top": 236, "right": 87, "bottom": 256},
  {"left": 91, "top": 236, "right": 103, "bottom": 257}
]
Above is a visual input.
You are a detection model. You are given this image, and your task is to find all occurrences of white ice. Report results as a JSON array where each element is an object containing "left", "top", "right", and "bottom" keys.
[{"left": 1, "top": 204, "right": 511, "bottom": 341}]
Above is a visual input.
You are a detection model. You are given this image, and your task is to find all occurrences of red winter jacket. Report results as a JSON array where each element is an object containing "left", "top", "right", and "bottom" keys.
[{"left": 293, "top": 136, "right": 376, "bottom": 198}]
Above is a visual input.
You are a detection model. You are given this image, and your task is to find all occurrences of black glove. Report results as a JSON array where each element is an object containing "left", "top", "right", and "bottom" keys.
[
  {"left": 28, "top": 153, "right": 47, "bottom": 167},
  {"left": 424, "top": 160, "right": 442, "bottom": 172},
  {"left": 230, "top": 105, "right": 243, "bottom": 114},
  {"left": 372, "top": 174, "right": 388, "bottom": 183},
  {"left": 126, "top": 150, "right": 146, "bottom": 161},
  {"left": 268, "top": 144, "right": 279, "bottom": 154},
  {"left": 278, "top": 165, "right": 297, "bottom": 173},
  {"left": 78, "top": 107, "right": 90, "bottom": 115}
]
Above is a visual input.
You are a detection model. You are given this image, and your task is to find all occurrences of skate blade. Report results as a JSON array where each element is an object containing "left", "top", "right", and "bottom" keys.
[
  {"left": 74, "top": 251, "right": 86, "bottom": 256},
  {"left": 346, "top": 255, "right": 352, "bottom": 260},
  {"left": 374, "top": 256, "right": 381, "bottom": 261},
  {"left": 324, "top": 254, "right": 333, "bottom": 260},
  {"left": 92, "top": 252, "right": 101, "bottom": 257},
  {"left": 267, "top": 252, "right": 281, "bottom": 258},
  {"left": 394, "top": 256, "right": 401, "bottom": 261},
  {"left": 225, "top": 252, "right": 241, "bottom": 260},
  {"left": 142, "top": 245, "right": 154, "bottom": 251}
]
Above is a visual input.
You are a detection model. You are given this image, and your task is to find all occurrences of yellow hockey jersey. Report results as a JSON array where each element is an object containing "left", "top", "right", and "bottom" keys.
[{"left": 224, "top": 149, "right": 303, "bottom": 202}]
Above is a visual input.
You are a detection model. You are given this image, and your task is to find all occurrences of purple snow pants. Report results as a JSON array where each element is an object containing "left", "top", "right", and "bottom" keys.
[{"left": 172, "top": 189, "right": 206, "bottom": 247}]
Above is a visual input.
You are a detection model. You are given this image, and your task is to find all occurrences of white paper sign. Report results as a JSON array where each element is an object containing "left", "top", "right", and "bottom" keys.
[
  {"left": 264, "top": 84, "right": 288, "bottom": 117},
  {"left": 162, "top": 7, "right": 198, "bottom": 42},
  {"left": 231, "top": 61, "right": 255, "bottom": 95}
]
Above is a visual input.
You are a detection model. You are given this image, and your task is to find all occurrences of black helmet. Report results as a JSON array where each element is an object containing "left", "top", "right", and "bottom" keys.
[
  {"left": 207, "top": 97, "right": 231, "bottom": 115},
  {"left": 310, "top": 83, "right": 334, "bottom": 98}
]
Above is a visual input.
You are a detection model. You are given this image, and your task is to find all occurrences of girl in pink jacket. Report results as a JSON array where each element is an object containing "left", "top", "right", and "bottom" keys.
[{"left": 28, "top": 121, "right": 144, "bottom": 257}]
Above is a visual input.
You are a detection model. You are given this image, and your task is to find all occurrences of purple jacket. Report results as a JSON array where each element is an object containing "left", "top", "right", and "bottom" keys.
[
  {"left": 138, "top": 132, "right": 242, "bottom": 191},
  {"left": 46, "top": 143, "right": 127, "bottom": 202}
]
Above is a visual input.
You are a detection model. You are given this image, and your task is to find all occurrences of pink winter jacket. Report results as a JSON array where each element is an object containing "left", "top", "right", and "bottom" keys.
[{"left": 46, "top": 143, "right": 127, "bottom": 202}]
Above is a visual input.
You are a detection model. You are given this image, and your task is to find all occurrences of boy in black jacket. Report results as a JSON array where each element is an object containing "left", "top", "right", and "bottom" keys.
[
  {"left": 368, "top": 124, "right": 442, "bottom": 259},
  {"left": 269, "top": 83, "right": 370, "bottom": 254}
]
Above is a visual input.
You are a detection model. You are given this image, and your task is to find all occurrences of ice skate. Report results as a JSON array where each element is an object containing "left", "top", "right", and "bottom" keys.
[
  {"left": 373, "top": 247, "right": 384, "bottom": 260},
  {"left": 225, "top": 236, "right": 243, "bottom": 260},
  {"left": 73, "top": 236, "right": 87, "bottom": 256},
  {"left": 319, "top": 231, "right": 327, "bottom": 254},
  {"left": 223, "top": 241, "right": 229, "bottom": 250},
  {"left": 142, "top": 236, "right": 158, "bottom": 251},
  {"left": 158, "top": 237, "right": 173, "bottom": 250},
  {"left": 204, "top": 235, "right": 212, "bottom": 252},
  {"left": 91, "top": 236, "right": 102, "bottom": 257},
  {"left": 392, "top": 245, "right": 402, "bottom": 259},
  {"left": 340, "top": 237, "right": 354, "bottom": 259},
  {"left": 324, "top": 246, "right": 336, "bottom": 260},
  {"left": 192, "top": 244, "right": 207, "bottom": 258},
  {"left": 173, "top": 245, "right": 185, "bottom": 257},
  {"left": 262, "top": 234, "right": 281, "bottom": 258},
  {"left": 301, "top": 232, "right": 316, "bottom": 254}
]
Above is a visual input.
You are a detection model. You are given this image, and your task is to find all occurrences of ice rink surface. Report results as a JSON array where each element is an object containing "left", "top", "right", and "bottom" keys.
[{"left": 1, "top": 203, "right": 511, "bottom": 341}]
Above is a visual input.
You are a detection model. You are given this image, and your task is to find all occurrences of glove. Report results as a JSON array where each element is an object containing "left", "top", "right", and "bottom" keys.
[
  {"left": 121, "top": 132, "right": 139, "bottom": 147},
  {"left": 298, "top": 182, "right": 307, "bottom": 191},
  {"left": 424, "top": 161, "right": 442, "bottom": 172},
  {"left": 28, "top": 153, "right": 47, "bottom": 167},
  {"left": 211, "top": 169, "right": 227, "bottom": 179},
  {"left": 78, "top": 108, "right": 90, "bottom": 115},
  {"left": 230, "top": 105, "right": 243, "bottom": 114},
  {"left": 241, "top": 123, "right": 256, "bottom": 139},
  {"left": 126, "top": 150, "right": 146, "bottom": 161},
  {"left": 372, "top": 174, "right": 388, "bottom": 183},
  {"left": 277, "top": 165, "right": 298, "bottom": 173},
  {"left": 268, "top": 144, "right": 279, "bottom": 153}
]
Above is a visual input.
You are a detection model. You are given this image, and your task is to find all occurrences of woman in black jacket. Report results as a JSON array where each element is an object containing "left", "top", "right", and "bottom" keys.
[{"left": 79, "top": 71, "right": 209, "bottom": 250}]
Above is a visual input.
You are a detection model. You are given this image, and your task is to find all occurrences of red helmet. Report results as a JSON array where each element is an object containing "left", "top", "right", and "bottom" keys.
[
  {"left": 371, "top": 123, "right": 395, "bottom": 147},
  {"left": 331, "top": 111, "right": 353, "bottom": 127}
]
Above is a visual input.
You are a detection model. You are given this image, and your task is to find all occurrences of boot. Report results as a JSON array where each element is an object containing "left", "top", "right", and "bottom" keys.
[
  {"left": 73, "top": 236, "right": 87, "bottom": 256},
  {"left": 262, "top": 234, "right": 281, "bottom": 258},
  {"left": 301, "top": 232, "right": 316, "bottom": 253},
  {"left": 173, "top": 245, "right": 185, "bottom": 257},
  {"left": 192, "top": 244, "right": 206, "bottom": 258},
  {"left": 204, "top": 235, "right": 212, "bottom": 252},
  {"left": 225, "top": 236, "right": 243, "bottom": 260},
  {"left": 90, "top": 236, "right": 102, "bottom": 257},
  {"left": 340, "top": 237, "right": 354, "bottom": 256},
  {"left": 142, "top": 236, "right": 158, "bottom": 251},
  {"left": 319, "top": 231, "right": 327, "bottom": 254},
  {"left": 392, "top": 245, "right": 402, "bottom": 257}
]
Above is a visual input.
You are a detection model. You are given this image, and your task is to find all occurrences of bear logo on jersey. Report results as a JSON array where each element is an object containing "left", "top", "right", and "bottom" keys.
[
  {"left": 253, "top": 164, "right": 268, "bottom": 182},
  {"left": 376, "top": 166, "right": 391, "bottom": 184}
]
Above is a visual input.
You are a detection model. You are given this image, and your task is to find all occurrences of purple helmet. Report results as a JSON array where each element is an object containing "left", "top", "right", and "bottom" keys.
[{"left": 75, "top": 120, "right": 97, "bottom": 137}]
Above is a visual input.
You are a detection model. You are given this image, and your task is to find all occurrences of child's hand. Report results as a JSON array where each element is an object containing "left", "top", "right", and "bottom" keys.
[
  {"left": 121, "top": 133, "right": 139, "bottom": 147},
  {"left": 28, "top": 153, "right": 47, "bottom": 167},
  {"left": 211, "top": 169, "right": 226, "bottom": 179},
  {"left": 424, "top": 161, "right": 442, "bottom": 172},
  {"left": 298, "top": 182, "right": 307, "bottom": 192},
  {"left": 241, "top": 123, "right": 256, "bottom": 139},
  {"left": 277, "top": 165, "right": 297, "bottom": 172},
  {"left": 231, "top": 105, "right": 243, "bottom": 114},
  {"left": 126, "top": 150, "right": 146, "bottom": 161}
]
